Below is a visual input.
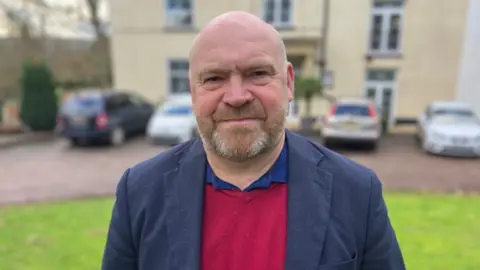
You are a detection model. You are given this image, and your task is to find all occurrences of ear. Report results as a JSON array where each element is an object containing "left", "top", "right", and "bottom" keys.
[{"left": 286, "top": 62, "right": 294, "bottom": 102}]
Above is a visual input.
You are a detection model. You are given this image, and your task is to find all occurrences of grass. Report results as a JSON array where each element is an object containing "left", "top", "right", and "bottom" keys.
[
  {"left": 0, "top": 198, "right": 114, "bottom": 270},
  {"left": 0, "top": 193, "right": 479, "bottom": 270}
]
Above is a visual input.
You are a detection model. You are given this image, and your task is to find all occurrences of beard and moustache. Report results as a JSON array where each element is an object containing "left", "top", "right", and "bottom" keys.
[{"left": 196, "top": 99, "right": 287, "bottom": 162}]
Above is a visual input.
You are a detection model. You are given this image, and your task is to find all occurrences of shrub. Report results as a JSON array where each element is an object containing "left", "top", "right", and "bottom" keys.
[{"left": 19, "top": 59, "right": 58, "bottom": 131}]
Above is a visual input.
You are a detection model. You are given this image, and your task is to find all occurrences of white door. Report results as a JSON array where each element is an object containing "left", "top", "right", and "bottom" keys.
[{"left": 364, "top": 69, "right": 396, "bottom": 130}]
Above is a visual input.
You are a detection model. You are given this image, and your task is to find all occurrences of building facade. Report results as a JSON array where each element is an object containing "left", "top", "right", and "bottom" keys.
[
  {"left": 110, "top": 0, "right": 478, "bottom": 128},
  {"left": 456, "top": 0, "right": 480, "bottom": 117}
]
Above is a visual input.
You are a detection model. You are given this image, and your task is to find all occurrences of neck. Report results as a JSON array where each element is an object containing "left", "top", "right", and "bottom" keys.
[{"left": 206, "top": 132, "right": 286, "bottom": 190}]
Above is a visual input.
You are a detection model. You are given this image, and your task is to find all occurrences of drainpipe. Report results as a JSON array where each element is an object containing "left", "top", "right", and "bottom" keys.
[{"left": 318, "top": 0, "right": 335, "bottom": 103}]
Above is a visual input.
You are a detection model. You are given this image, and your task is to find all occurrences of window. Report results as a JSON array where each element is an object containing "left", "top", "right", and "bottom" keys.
[
  {"left": 106, "top": 94, "right": 135, "bottom": 113},
  {"left": 163, "top": 105, "right": 193, "bottom": 115},
  {"left": 367, "top": 69, "right": 396, "bottom": 81},
  {"left": 166, "top": 0, "right": 192, "bottom": 27},
  {"left": 61, "top": 95, "right": 103, "bottom": 116},
  {"left": 369, "top": 0, "right": 404, "bottom": 55},
  {"left": 169, "top": 60, "right": 190, "bottom": 94},
  {"left": 334, "top": 105, "right": 372, "bottom": 117},
  {"left": 288, "top": 55, "right": 304, "bottom": 78},
  {"left": 127, "top": 94, "right": 150, "bottom": 107},
  {"left": 432, "top": 109, "right": 475, "bottom": 117},
  {"left": 263, "top": 0, "right": 292, "bottom": 27}
]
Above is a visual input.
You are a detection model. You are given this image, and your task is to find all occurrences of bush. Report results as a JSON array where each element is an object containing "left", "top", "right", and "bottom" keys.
[
  {"left": 294, "top": 77, "right": 323, "bottom": 117},
  {"left": 19, "top": 59, "right": 58, "bottom": 131}
]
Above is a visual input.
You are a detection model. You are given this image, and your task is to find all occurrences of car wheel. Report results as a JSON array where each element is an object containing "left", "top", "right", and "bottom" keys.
[
  {"left": 69, "top": 138, "right": 81, "bottom": 147},
  {"left": 420, "top": 137, "right": 433, "bottom": 155},
  {"left": 321, "top": 138, "right": 330, "bottom": 148},
  {"left": 110, "top": 127, "right": 125, "bottom": 146},
  {"left": 370, "top": 141, "right": 378, "bottom": 151},
  {"left": 191, "top": 128, "right": 199, "bottom": 138},
  {"left": 414, "top": 132, "right": 422, "bottom": 145}
]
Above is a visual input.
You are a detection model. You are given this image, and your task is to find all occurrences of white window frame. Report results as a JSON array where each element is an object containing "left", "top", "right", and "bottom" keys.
[
  {"left": 165, "top": 0, "right": 193, "bottom": 28},
  {"left": 368, "top": 2, "right": 404, "bottom": 56},
  {"left": 363, "top": 69, "right": 398, "bottom": 127},
  {"left": 262, "top": 0, "right": 293, "bottom": 28},
  {"left": 167, "top": 59, "right": 190, "bottom": 95}
]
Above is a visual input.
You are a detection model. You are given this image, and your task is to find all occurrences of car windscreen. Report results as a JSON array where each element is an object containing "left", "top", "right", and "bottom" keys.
[
  {"left": 157, "top": 104, "right": 192, "bottom": 116},
  {"left": 334, "top": 104, "right": 371, "bottom": 116},
  {"left": 433, "top": 109, "right": 474, "bottom": 117},
  {"left": 61, "top": 96, "right": 104, "bottom": 116},
  {"left": 431, "top": 114, "right": 480, "bottom": 125}
]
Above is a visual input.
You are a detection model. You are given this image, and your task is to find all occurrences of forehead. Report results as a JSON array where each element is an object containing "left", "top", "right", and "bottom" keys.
[{"left": 190, "top": 26, "right": 280, "bottom": 72}]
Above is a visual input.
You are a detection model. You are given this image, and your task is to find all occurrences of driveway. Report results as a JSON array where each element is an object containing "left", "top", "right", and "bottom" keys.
[
  {"left": 0, "top": 137, "right": 166, "bottom": 206},
  {"left": 332, "top": 134, "right": 480, "bottom": 194},
  {"left": 1, "top": 134, "right": 479, "bottom": 206}
]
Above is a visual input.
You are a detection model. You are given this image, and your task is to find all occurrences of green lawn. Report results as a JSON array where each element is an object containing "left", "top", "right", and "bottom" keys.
[{"left": 0, "top": 193, "right": 479, "bottom": 270}]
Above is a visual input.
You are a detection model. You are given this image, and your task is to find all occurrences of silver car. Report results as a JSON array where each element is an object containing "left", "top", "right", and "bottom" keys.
[
  {"left": 321, "top": 98, "right": 381, "bottom": 150},
  {"left": 416, "top": 101, "right": 480, "bottom": 157}
]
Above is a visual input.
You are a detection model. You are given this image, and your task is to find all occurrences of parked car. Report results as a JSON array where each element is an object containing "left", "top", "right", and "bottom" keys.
[
  {"left": 146, "top": 94, "right": 197, "bottom": 145},
  {"left": 56, "top": 89, "right": 154, "bottom": 146},
  {"left": 416, "top": 101, "right": 480, "bottom": 157},
  {"left": 320, "top": 98, "right": 381, "bottom": 150}
]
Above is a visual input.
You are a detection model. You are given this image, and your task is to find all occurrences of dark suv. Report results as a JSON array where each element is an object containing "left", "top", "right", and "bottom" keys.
[{"left": 56, "top": 90, "right": 154, "bottom": 146}]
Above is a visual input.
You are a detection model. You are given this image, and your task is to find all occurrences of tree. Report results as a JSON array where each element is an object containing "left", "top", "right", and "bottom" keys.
[
  {"left": 1, "top": 0, "right": 112, "bottom": 86},
  {"left": 19, "top": 58, "right": 58, "bottom": 131},
  {"left": 84, "top": 0, "right": 111, "bottom": 86},
  {"left": 294, "top": 77, "right": 323, "bottom": 117}
]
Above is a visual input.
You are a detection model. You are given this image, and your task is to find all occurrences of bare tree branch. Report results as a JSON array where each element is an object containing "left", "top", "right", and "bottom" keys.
[{"left": 85, "top": 0, "right": 106, "bottom": 38}]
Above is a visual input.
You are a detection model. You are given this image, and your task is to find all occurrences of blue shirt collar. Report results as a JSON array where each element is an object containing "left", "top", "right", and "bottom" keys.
[{"left": 206, "top": 141, "right": 288, "bottom": 192}]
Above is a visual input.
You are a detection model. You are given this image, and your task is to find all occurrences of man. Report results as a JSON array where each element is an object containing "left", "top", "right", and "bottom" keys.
[{"left": 102, "top": 11, "right": 405, "bottom": 270}]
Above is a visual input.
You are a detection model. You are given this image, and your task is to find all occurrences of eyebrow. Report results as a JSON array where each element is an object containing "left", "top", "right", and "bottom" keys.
[
  {"left": 197, "top": 61, "right": 276, "bottom": 79},
  {"left": 197, "top": 67, "right": 230, "bottom": 80},
  {"left": 244, "top": 63, "right": 276, "bottom": 73}
]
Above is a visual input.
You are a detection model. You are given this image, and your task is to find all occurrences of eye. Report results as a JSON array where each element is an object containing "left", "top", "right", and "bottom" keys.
[
  {"left": 204, "top": 76, "right": 223, "bottom": 83},
  {"left": 251, "top": 70, "right": 269, "bottom": 77}
]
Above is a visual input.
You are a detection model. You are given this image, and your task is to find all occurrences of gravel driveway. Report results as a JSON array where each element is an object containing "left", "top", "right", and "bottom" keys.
[{"left": 1, "top": 133, "right": 479, "bottom": 206}]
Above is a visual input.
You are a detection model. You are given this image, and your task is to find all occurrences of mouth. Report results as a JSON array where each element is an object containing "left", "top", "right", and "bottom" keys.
[{"left": 218, "top": 118, "right": 261, "bottom": 125}]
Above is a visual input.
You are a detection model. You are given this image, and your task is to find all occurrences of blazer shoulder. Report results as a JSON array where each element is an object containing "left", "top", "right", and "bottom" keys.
[
  {"left": 308, "top": 138, "right": 378, "bottom": 190},
  {"left": 123, "top": 139, "right": 198, "bottom": 194}
]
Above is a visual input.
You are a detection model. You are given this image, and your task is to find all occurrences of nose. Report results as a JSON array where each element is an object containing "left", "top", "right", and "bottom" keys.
[{"left": 222, "top": 75, "right": 254, "bottom": 107}]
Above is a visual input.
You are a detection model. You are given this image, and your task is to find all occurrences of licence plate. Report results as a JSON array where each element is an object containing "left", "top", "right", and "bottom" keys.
[
  {"left": 71, "top": 117, "right": 87, "bottom": 125},
  {"left": 452, "top": 137, "right": 468, "bottom": 145},
  {"left": 342, "top": 121, "right": 359, "bottom": 130}
]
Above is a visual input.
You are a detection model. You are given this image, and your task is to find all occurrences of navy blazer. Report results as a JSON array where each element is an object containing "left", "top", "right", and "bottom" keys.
[{"left": 102, "top": 130, "right": 405, "bottom": 270}]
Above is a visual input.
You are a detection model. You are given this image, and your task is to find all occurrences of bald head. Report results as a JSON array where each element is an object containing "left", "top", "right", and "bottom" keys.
[
  {"left": 189, "top": 11, "right": 287, "bottom": 65},
  {"left": 187, "top": 11, "right": 295, "bottom": 162}
]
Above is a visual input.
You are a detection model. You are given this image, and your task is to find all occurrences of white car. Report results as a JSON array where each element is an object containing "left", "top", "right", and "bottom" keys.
[
  {"left": 416, "top": 101, "right": 480, "bottom": 157},
  {"left": 146, "top": 95, "right": 198, "bottom": 145},
  {"left": 321, "top": 98, "right": 381, "bottom": 150}
]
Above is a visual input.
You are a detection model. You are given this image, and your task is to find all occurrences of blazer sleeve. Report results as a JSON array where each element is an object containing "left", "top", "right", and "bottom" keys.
[
  {"left": 360, "top": 173, "right": 406, "bottom": 270},
  {"left": 101, "top": 169, "right": 137, "bottom": 270}
]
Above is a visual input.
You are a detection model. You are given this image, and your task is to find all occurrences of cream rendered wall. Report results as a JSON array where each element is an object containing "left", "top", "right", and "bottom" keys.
[
  {"left": 321, "top": 0, "right": 372, "bottom": 116},
  {"left": 456, "top": 0, "right": 480, "bottom": 116},
  {"left": 390, "top": 0, "right": 469, "bottom": 119},
  {"left": 325, "top": 0, "right": 469, "bottom": 120},
  {"left": 110, "top": 0, "right": 323, "bottom": 102}
]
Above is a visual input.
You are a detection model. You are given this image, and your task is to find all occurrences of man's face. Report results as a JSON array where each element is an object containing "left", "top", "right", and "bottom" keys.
[{"left": 189, "top": 26, "right": 294, "bottom": 162}]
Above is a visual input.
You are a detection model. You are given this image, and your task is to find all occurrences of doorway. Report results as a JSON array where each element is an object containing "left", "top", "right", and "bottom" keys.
[
  {"left": 287, "top": 55, "right": 305, "bottom": 117},
  {"left": 364, "top": 69, "right": 396, "bottom": 134}
]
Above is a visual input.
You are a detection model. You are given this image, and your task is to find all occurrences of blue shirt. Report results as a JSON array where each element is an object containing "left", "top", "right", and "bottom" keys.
[{"left": 206, "top": 142, "right": 288, "bottom": 192}]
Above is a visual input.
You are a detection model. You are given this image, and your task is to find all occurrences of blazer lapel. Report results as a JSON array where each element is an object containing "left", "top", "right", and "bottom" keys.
[
  {"left": 284, "top": 131, "right": 333, "bottom": 270},
  {"left": 163, "top": 139, "right": 206, "bottom": 270}
]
